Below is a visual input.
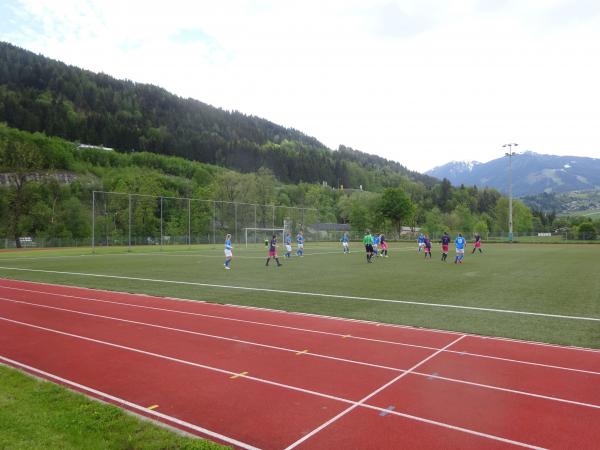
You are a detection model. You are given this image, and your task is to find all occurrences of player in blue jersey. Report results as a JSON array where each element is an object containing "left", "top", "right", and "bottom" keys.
[
  {"left": 372, "top": 233, "right": 380, "bottom": 257},
  {"left": 285, "top": 232, "right": 292, "bottom": 258},
  {"left": 417, "top": 233, "right": 425, "bottom": 253},
  {"left": 224, "top": 234, "right": 233, "bottom": 270},
  {"left": 454, "top": 233, "right": 466, "bottom": 264},
  {"left": 340, "top": 232, "right": 350, "bottom": 254},
  {"left": 296, "top": 231, "right": 304, "bottom": 257},
  {"left": 266, "top": 234, "right": 282, "bottom": 267},
  {"left": 440, "top": 231, "right": 450, "bottom": 261}
]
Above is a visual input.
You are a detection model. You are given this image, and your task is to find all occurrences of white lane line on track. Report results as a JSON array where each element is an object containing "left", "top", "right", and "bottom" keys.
[
  {"left": 0, "top": 266, "right": 598, "bottom": 322},
  {"left": 283, "top": 335, "right": 544, "bottom": 450},
  {"left": 2, "top": 284, "right": 599, "bottom": 377},
  {"left": 0, "top": 355, "right": 260, "bottom": 450},
  {"left": 0, "top": 316, "right": 546, "bottom": 450},
  {"left": 2, "top": 295, "right": 598, "bottom": 410}
]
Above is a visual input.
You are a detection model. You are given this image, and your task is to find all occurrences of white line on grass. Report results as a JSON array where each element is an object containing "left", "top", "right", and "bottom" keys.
[
  {"left": 0, "top": 245, "right": 413, "bottom": 262},
  {"left": 0, "top": 316, "right": 547, "bottom": 450},
  {"left": 283, "top": 335, "right": 543, "bottom": 450},
  {"left": 0, "top": 249, "right": 345, "bottom": 262},
  {"left": 2, "top": 295, "right": 597, "bottom": 410},
  {"left": 0, "top": 266, "right": 598, "bottom": 322},
  {"left": 0, "top": 356, "right": 260, "bottom": 450},
  {"left": 3, "top": 285, "right": 599, "bottom": 376}
]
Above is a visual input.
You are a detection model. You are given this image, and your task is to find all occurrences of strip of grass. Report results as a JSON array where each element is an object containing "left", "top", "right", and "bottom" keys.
[{"left": 0, "top": 364, "right": 227, "bottom": 450}]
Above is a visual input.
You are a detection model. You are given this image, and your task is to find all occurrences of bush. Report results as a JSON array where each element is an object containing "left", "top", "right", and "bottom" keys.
[{"left": 578, "top": 222, "right": 597, "bottom": 240}]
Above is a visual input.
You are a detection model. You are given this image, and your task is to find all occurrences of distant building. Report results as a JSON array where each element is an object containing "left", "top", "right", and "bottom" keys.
[
  {"left": 77, "top": 144, "right": 114, "bottom": 151},
  {"left": 400, "top": 226, "right": 419, "bottom": 235}
]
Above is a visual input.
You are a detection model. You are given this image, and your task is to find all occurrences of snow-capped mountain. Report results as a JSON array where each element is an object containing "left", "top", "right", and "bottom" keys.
[
  {"left": 426, "top": 151, "right": 600, "bottom": 197},
  {"left": 427, "top": 160, "right": 481, "bottom": 179}
]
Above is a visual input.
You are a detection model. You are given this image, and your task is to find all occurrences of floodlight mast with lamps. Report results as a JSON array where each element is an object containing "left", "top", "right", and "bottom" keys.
[{"left": 502, "top": 143, "right": 518, "bottom": 242}]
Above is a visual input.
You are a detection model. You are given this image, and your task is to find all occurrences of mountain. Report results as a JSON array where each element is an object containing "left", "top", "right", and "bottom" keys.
[
  {"left": 0, "top": 42, "right": 435, "bottom": 190},
  {"left": 426, "top": 152, "right": 600, "bottom": 197},
  {"left": 426, "top": 160, "right": 482, "bottom": 181}
]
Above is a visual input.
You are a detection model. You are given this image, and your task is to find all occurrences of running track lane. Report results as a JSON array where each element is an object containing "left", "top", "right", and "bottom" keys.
[
  {"left": 1, "top": 285, "right": 599, "bottom": 407},
  {"left": 0, "top": 316, "right": 533, "bottom": 450},
  {"left": 1, "top": 279, "right": 599, "bottom": 449}
]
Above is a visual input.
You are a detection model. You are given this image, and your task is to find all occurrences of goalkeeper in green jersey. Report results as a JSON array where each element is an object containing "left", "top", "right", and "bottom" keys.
[{"left": 362, "top": 230, "right": 374, "bottom": 263}]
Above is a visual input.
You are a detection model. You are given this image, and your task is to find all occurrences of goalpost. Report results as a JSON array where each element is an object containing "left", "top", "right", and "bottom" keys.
[{"left": 244, "top": 227, "right": 286, "bottom": 248}]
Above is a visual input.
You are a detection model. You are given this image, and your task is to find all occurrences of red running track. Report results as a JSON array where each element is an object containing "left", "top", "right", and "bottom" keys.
[{"left": 0, "top": 278, "right": 598, "bottom": 449}]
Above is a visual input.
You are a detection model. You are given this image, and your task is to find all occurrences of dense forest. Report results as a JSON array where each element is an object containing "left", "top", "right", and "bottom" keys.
[{"left": 0, "top": 42, "right": 434, "bottom": 190}]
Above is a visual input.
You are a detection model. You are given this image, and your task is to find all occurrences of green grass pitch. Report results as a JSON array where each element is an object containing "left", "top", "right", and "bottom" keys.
[{"left": 0, "top": 241, "right": 598, "bottom": 349}]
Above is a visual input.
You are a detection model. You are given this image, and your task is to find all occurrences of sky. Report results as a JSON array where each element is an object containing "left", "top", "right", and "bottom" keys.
[{"left": 2, "top": 0, "right": 600, "bottom": 173}]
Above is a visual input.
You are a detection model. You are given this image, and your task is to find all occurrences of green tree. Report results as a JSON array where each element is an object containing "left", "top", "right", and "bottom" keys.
[
  {"left": 377, "top": 188, "right": 415, "bottom": 233},
  {"left": 0, "top": 140, "right": 43, "bottom": 247},
  {"left": 578, "top": 222, "right": 596, "bottom": 240},
  {"left": 493, "top": 198, "right": 533, "bottom": 234},
  {"left": 349, "top": 201, "right": 371, "bottom": 232},
  {"left": 422, "top": 207, "right": 445, "bottom": 236}
]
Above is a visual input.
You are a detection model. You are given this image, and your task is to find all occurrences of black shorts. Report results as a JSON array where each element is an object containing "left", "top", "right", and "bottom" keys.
[{"left": 365, "top": 244, "right": 374, "bottom": 252}]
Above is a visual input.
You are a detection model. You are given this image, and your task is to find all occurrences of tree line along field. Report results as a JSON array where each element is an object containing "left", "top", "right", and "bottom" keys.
[
  {"left": 0, "top": 242, "right": 598, "bottom": 349},
  {"left": 1, "top": 123, "right": 550, "bottom": 250}
]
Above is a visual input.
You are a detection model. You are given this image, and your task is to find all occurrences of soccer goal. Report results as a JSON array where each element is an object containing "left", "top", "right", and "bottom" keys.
[{"left": 244, "top": 227, "right": 286, "bottom": 248}]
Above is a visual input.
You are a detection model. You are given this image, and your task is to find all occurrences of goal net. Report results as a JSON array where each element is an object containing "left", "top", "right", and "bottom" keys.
[{"left": 244, "top": 228, "right": 286, "bottom": 248}]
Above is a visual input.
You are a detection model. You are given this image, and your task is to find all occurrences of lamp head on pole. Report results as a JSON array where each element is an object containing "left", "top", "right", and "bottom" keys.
[{"left": 503, "top": 142, "right": 518, "bottom": 156}]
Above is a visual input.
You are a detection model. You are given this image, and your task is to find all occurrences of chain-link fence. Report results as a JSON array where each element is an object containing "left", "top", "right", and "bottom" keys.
[{"left": 90, "top": 191, "right": 318, "bottom": 250}]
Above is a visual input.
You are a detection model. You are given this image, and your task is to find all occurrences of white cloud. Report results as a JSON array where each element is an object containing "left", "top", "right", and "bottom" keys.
[{"left": 2, "top": 0, "right": 600, "bottom": 174}]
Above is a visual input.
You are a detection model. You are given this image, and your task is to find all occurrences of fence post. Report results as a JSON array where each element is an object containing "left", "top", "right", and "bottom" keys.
[
  {"left": 128, "top": 194, "right": 132, "bottom": 252},
  {"left": 160, "top": 196, "right": 163, "bottom": 250},
  {"left": 234, "top": 202, "right": 238, "bottom": 244},
  {"left": 104, "top": 197, "right": 108, "bottom": 248},
  {"left": 188, "top": 198, "right": 191, "bottom": 248},
  {"left": 92, "top": 191, "right": 95, "bottom": 254},
  {"left": 213, "top": 201, "right": 216, "bottom": 245}
]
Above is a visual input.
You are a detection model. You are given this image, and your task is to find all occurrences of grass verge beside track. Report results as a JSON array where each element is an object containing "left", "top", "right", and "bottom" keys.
[{"left": 0, "top": 364, "right": 227, "bottom": 450}]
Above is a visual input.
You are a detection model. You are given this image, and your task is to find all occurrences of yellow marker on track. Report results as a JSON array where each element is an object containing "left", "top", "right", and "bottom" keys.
[
  {"left": 147, "top": 405, "right": 159, "bottom": 410},
  {"left": 295, "top": 349, "right": 308, "bottom": 355},
  {"left": 342, "top": 334, "right": 352, "bottom": 338},
  {"left": 230, "top": 371, "right": 248, "bottom": 379}
]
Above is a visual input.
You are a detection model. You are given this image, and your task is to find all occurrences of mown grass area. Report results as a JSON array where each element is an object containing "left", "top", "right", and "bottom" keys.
[
  {"left": 0, "top": 364, "right": 227, "bottom": 450},
  {"left": 0, "top": 241, "right": 598, "bottom": 348}
]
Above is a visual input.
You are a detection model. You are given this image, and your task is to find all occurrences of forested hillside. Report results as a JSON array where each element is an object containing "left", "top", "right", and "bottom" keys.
[
  {"left": 0, "top": 125, "right": 542, "bottom": 247},
  {"left": 0, "top": 42, "right": 433, "bottom": 190}
]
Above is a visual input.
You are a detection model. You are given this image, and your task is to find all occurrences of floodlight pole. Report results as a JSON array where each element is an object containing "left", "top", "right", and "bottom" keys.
[{"left": 503, "top": 143, "right": 518, "bottom": 242}]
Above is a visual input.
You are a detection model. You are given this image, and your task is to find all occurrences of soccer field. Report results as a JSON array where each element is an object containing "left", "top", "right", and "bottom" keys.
[{"left": 0, "top": 242, "right": 598, "bottom": 348}]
